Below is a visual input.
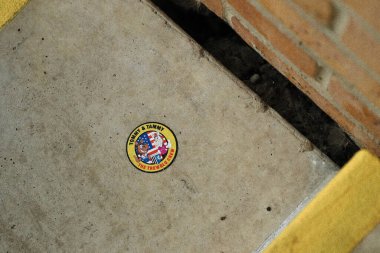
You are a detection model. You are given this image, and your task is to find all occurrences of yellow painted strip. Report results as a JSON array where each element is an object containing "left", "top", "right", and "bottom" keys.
[
  {"left": 264, "top": 150, "right": 380, "bottom": 253},
  {"left": 0, "top": 0, "right": 28, "bottom": 29}
]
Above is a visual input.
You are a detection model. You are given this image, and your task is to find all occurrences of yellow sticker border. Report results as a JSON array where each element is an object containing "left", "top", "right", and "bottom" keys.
[{"left": 126, "top": 122, "right": 178, "bottom": 173}]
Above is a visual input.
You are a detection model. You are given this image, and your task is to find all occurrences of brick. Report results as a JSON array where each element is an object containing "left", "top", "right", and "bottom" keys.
[
  {"left": 258, "top": 0, "right": 380, "bottom": 108},
  {"left": 342, "top": 19, "right": 380, "bottom": 75},
  {"left": 201, "top": 0, "right": 223, "bottom": 18},
  {"left": 231, "top": 16, "right": 380, "bottom": 156},
  {"left": 329, "top": 77, "right": 380, "bottom": 139},
  {"left": 292, "top": 0, "right": 334, "bottom": 27},
  {"left": 227, "top": 0, "right": 319, "bottom": 78},
  {"left": 343, "top": 0, "right": 380, "bottom": 32}
]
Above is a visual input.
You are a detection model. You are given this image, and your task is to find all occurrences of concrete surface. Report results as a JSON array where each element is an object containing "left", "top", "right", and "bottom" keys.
[
  {"left": 0, "top": 0, "right": 336, "bottom": 252},
  {"left": 260, "top": 149, "right": 380, "bottom": 253},
  {"left": 353, "top": 224, "right": 380, "bottom": 253}
]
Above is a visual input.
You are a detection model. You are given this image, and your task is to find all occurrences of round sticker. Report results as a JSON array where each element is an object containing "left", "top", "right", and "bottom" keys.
[{"left": 126, "top": 122, "right": 178, "bottom": 173}]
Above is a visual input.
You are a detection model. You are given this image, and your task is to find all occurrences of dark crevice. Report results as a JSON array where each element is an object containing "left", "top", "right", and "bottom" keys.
[{"left": 150, "top": 0, "right": 359, "bottom": 167}]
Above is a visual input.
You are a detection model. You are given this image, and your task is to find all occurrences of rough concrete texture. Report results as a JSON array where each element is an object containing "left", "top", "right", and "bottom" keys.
[
  {"left": 353, "top": 224, "right": 380, "bottom": 253},
  {"left": 0, "top": 0, "right": 336, "bottom": 252}
]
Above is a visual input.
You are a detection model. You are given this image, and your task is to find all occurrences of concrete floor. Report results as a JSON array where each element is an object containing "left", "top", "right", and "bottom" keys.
[
  {"left": 0, "top": 0, "right": 341, "bottom": 252},
  {"left": 352, "top": 225, "right": 380, "bottom": 253}
]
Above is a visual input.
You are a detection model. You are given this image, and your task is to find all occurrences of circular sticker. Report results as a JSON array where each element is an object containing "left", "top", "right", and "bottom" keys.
[{"left": 126, "top": 122, "right": 178, "bottom": 173}]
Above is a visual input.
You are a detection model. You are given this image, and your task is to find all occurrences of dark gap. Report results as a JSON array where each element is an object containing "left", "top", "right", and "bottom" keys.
[{"left": 150, "top": 0, "right": 359, "bottom": 167}]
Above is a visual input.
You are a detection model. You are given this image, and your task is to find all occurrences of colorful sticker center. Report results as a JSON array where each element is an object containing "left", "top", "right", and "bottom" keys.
[{"left": 127, "top": 122, "right": 178, "bottom": 173}]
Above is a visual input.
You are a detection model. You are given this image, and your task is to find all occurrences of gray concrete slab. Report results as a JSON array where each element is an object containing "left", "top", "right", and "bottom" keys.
[
  {"left": 353, "top": 225, "right": 380, "bottom": 253},
  {"left": 0, "top": 0, "right": 336, "bottom": 252}
]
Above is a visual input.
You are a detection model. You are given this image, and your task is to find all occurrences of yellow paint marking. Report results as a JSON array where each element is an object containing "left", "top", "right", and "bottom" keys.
[
  {"left": 0, "top": 0, "right": 28, "bottom": 29},
  {"left": 264, "top": 150, "right": 380, "bottom": 253}
]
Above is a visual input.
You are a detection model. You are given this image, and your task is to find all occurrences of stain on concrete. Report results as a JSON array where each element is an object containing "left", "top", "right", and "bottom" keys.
[{"left": 180, "top": 178, "right": 197, "bottom": 194}]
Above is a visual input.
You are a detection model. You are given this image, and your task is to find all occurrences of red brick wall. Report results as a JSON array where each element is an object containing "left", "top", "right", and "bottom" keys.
[{"left": 202, "top": 0, "right": 380, "bottom": 156}]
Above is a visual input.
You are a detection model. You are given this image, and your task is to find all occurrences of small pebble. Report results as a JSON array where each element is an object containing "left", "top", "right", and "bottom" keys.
[{"left": 249, "top": 73, "right": 260, "bottom": 83}]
